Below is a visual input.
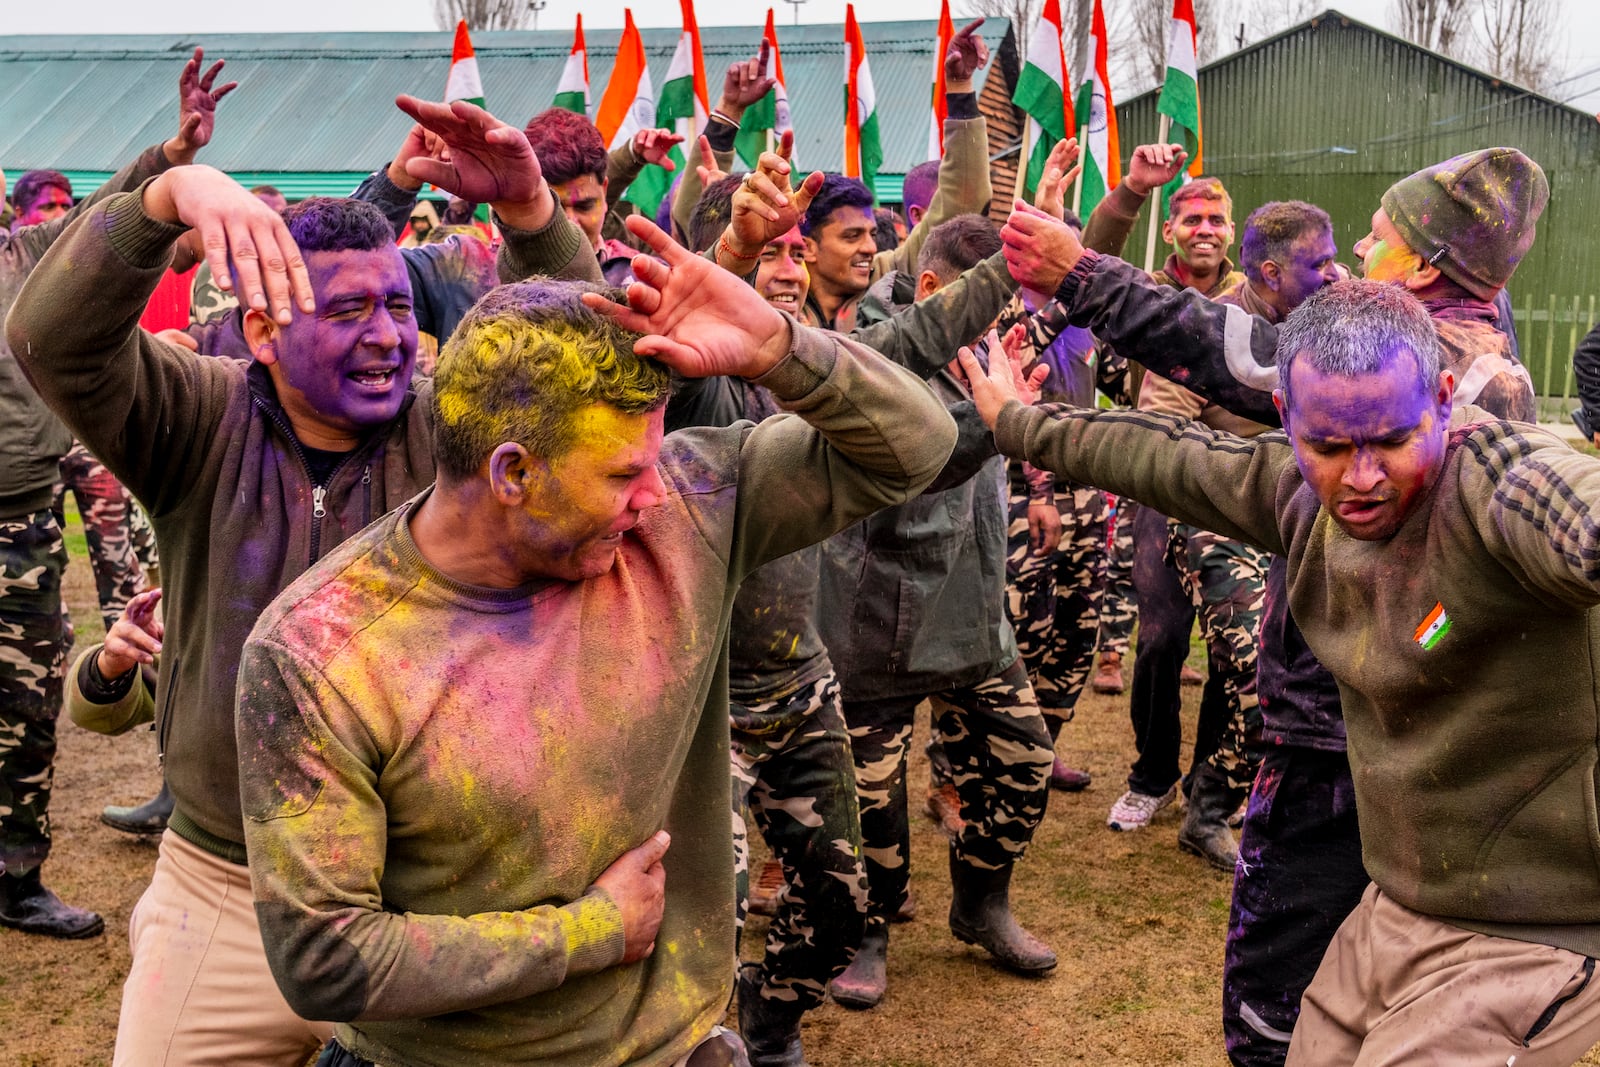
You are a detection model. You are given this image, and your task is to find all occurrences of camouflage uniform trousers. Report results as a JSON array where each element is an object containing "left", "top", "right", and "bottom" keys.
[
  {"left": 843, "top": 657, "right": 1053, "bottom": 934},
  {"left": 1168, "top": 521, "right": 1269, "bottom": 806},
  {"left": 0, "top": 509, "right": 71, "bottom": 874},
  {"left": 1097, "top": 496, "right": 1138, "bottom": 658},
  {"left": 730, "top": 672, "right": 869, "bottom": 1011},
  {"left": 1004, "top": 481, "right": 1109, "bottom": 737},
  {"left": 54, "top": 440, "right": 148, "bottom": 633}
]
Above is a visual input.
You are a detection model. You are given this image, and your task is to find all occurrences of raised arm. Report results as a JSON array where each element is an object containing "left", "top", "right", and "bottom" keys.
[
  {"left": 874, "top": 18, "right": 992, "bottom": 281},
  {"left": 958, "top": 342, "right": 1291, "bottom": 556},
  {"left": 6, "top": 169, "right": 287, "bottom": 514},
  {"left": 1003, "top": 200, "right": 1284, "bottom": 425},
  {"left": 672, "top": 46, "right": 769, "bottom": 241},
  {"left": 392, "top": 95, "right": 601, "bottom": 286},
  {"left": 1079, "top": 142, "right": 1187, "bottom": 255},
  {"left": 583, "top": 215, "right": 955, "bottom": 576}
]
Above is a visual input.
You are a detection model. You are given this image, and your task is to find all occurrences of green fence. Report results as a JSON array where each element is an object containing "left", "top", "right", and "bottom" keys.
[{"left": 1513, "top": 294, "right": 1597, "bottom": 423}]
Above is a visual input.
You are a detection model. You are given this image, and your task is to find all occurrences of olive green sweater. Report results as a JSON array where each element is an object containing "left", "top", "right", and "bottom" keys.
[
  {"left": 996, "top": 399, "right": 1600, "bottom": 957},
  {"left": 235, "top": 327, "right": 955, "bottom": 1066}
]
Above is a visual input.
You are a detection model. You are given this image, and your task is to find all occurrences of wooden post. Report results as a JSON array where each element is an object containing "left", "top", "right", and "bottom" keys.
[
  {"left": 1563, "top": 294, "right": 1582, "bottom": 407},
  {"left": 1543, "top": 293, "right": 1557, "bottom": 410},
  {"left": 1071, "top": 122, "right": 1089, "bottom": 218},
  {"left": 1143, "top": 114, "right": 1172, "bottom": 273},
  {"left": 1014, "top": 120, "right": 1032, "bottom": 203},
  {"left": 1536, "top": 293, "right": 1551, "bottom": 401}
]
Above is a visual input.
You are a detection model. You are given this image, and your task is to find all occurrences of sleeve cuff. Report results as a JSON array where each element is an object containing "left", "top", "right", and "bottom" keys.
[
  {"left": 1105, "top": 181, "right": 1148, "bottom": 221},
  {"left": 705, "top": 120, "right": 739, "bottom": 155},
  {"left": 946, "top": 91, "right": 980, "bottom": 121},
  {"left": 561, "top": 889, "right": 628, "bottom": 978},
  {"left": 748, "top": 320, "right": 839, "bottom": 403},
  {"left": 493, "top": 189, "right": 587, "bottom": 281},
  {"left": 1052, "top": 249, "right": 1102, "bottom": 312},
  {"left": 104, "top": 180, "right": 190, "bottom": 269}
]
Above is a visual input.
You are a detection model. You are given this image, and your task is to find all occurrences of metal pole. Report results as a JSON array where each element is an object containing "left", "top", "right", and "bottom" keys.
[
  {"left": 1143, "top": 114, "right": 1172, "bottom": 274},
  {"left": 1071, "top": 122, "right": 1088, "bottom": 217}
]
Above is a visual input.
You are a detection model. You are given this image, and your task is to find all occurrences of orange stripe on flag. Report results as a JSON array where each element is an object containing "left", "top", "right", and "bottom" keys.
[
  {"left": 1414, "top": 602, "right": 1445, "bottom": 643},
  {"left": 595, "top": 9, "right": 648, "bottom": 146}
]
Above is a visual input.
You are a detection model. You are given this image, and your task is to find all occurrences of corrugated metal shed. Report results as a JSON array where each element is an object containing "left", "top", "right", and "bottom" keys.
[
  {"left": 1112, "top": 10, "right": 1600, "bottom": 400},
  {"left": 0, "top": 19, "right": 1009, "bottom": 203}
]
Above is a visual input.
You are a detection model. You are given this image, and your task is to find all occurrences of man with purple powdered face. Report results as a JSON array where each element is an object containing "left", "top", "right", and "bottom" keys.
[{"left": 963, "top": 269, "right": 1600, "bottom": 1065}]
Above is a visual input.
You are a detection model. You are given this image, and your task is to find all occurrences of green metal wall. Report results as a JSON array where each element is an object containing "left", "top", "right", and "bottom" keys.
[{"left": 1113, "top": 12, "right": 1600, "bottom": 400}]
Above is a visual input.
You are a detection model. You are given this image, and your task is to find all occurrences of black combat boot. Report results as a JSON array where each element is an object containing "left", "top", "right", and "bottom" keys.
[
  {"left": 101, "top": 779, "right": 173, "bottom": 836},
  {"left": 947, "top": 847, "right": 1055, "bottom": 975},
  {"left": 828, "top": 920, "right": 887, "bottom": 1009},
  {"left": 738, "top": 967, "right": 808, "bottom": 1067},
  {"left": 1177, "top": 764, "right": 1239, "bottom": 872},
  {"left": 0, "top": 865, "right": 104, "bottom": 939}
]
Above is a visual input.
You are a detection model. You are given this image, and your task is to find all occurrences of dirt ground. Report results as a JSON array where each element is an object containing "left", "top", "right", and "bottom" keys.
[{"left": 3, "top": 518, "right": 1598, "bottom": 1065}]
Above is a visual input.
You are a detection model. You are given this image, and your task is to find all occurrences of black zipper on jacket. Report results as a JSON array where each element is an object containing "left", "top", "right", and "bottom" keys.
[{"left": 250, "top": 394, "right": 365, "bottom": 566}]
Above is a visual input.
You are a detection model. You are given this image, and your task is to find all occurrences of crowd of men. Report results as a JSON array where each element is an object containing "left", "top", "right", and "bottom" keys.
[{"left": 1, "top": 22, "right": 1598, "bottom": 1067}]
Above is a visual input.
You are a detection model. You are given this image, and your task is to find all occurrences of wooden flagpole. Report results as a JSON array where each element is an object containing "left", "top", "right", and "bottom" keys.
[{"left": 1143, "top": 113, "right": 1172, "bottom": 272}]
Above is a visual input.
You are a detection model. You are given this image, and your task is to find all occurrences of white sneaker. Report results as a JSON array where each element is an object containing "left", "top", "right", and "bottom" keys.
[{"left": 1107, "top": 785, "right": 1179, "bottom": 831}]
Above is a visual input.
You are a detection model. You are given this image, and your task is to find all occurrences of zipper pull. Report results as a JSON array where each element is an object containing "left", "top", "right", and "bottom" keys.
[
  {"left": 362, "top": 465, "right": 371, "bottom": 486},
  {"left": 313, "top": 485, "right": 327, "bottom": 519}
]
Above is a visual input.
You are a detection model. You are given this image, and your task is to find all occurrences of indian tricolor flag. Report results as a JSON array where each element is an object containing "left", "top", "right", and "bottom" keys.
[
  {"left": 844, "top": 4, "right": 882, "bottom": 199},
  {"left": 445, "top": 21, "right": 484, "bottom": 109},
  {"left": 1156, "top": 0, "right": 1204, "bottom": 216},
  {"left": 1012, "top": 0, "right": 1073, "bottom": 198},
  {"left": 736, "top": 10, "right": 792, "bottom": 168},
  {"left": 1074, "top": 0, "right": 1120, "bottom": 216},
  {"left": 1415, "top": 603, "right": 1452, "bottom": 650},
  {"left": 595, "top": 9, "right": 654, "bottom": 154},
  {"left": 626, "top": 0, "right": 710, "bottom": 216},
  {"left": 926, "top": 0, "right": 954, "bottom": 160},
  {"left": 553, "top": 14, "right": 590, "bottom": 117}
]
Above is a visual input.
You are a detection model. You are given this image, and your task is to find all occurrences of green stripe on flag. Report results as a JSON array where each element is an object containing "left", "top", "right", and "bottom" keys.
[
  {"left": 736, "top": 89, "right": 777, "bottom": 167},
  {"left": 553, "top": 91, "right": 586, "bottom": 116},
  {"left": 859, "top": 110, "right": 883, "bottom": 204},
  {"left": 1014, "top": 64, "right": 1067, "bottom": 141},
  {"left": 624, "top": 145, "right": 685, "bottom": 217}
]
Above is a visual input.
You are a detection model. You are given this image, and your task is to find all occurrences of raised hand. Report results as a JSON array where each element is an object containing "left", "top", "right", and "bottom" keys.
[
  {"left": 1124, "top": 142, "right": 1189, "bottom": 197},
  {"left": 581, "top": 214, "right": 793, "bottom": 380},
  {"left": 142, "top": 165, "right": 313, "bottom": 323},
  {"left": 385, "top": 123, "right": 450, "bottom": 194},
  {"left": 395, "top": 95, "right": 547, "bottom": 228},
  {"left": 165, "top": 48, "right": 238, "bottom": 165},
  {"left": 724, "top": 130, "right": 824, "bottom": 261},
  {"left": 591, "top": 831, "right": 670, "bottom": 964},
  {"left": 957, "top": 328, "right": 1048, "bottom": 428},
  {"left": 97, "top": 589, "right": 165, "bottom": 680},
  {"left": 717, "top": 40, "right": 776, "bottom": 120},
  {"left": 946, "top": 18, "right": 990, "bottom": 90},
  {"left": 694, "top": 135, "right": 729, "bottom": 188},
  {"left": 632, "top": 128, "right": 687, "bottom": 170},
  {"left": 1002, "top": 199, "right": 1086, "bottom": 295},
  {"left": 1034, "top": 137, "right": 1083, "bottom": 221}
]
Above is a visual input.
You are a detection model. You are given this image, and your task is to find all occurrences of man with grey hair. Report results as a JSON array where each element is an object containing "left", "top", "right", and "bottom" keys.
[{"left": 960, "top": 277, "right": 1600, "bottom": 1063}]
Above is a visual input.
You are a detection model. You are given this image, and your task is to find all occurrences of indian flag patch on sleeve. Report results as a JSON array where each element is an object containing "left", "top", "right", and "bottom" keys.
[{"left": 1414, "top": 602, "right": 1451, "bottom": 649}]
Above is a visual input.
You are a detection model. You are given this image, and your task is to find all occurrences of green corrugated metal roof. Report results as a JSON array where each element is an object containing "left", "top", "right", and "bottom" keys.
[{"left": 0, "top": 20, "right": 1007, "bottom": 197}]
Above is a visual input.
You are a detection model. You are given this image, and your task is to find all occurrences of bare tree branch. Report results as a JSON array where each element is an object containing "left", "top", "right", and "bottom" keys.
[
  {"left": 433, "top": 0, "right": 535, "bottom": 32},
  {"left": 1390, "top": 0, "right": 1479, "bottom": 59},
  {"left": 1476, "top": 0, "right": 1561, "bottom": 89}
]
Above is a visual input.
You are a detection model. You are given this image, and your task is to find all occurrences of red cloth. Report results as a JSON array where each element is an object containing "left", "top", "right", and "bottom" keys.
[{"left": 140, "top": 267, "right": 195, "bottom": 332}]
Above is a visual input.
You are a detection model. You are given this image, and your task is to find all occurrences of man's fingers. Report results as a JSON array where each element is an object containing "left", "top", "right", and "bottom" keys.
[
  {"left": 777, "top": 129, "right": 795, "bottom": 163},
  {"left": 404, "top": 157, "right": 457, "bottom": 192},
  {"left": 621, "top": 213, "right": 691, "bottom": 264},
  {"left": 633, "top": 336, "right": 701, "bottom": 372},
  {"left": 580, "top": 291, "right": 651, "bottom": 335},
  {"left": 625, "top": 271, "right": 666, "bottom": 318},
  {"left": 251, "top": 219, "right": 295, "bottom": 324},
  {"left": 792, "top": 171, "right": 824, "bottom": 218},
  {"left": 955, "top": 345, "right": 984, "bottom": 384},
  {"left": 698, "top": 134, "right": 713, "bottom": 161},
  {"left": 199, "top": 59, "right": 226, "bottom": 89},
  {"left": 212, "top": 81, "right": 239, "bottom": 102},
  {"left": 956, "top": 17, "right": 985, "bottom": 39}
]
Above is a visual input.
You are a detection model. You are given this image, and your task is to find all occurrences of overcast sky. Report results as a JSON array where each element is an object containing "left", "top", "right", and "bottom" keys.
[{"left": 12, "top": 0, "right": 1600, "bottom": 110}]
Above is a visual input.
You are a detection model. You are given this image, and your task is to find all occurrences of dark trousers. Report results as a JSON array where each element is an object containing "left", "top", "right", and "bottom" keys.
[
  {"left": 1223, "top": 746, "right": 1368, "bottom": 1066},
  {"left": 1127, "top": 505, "right": 1220, "bottom": 793}
]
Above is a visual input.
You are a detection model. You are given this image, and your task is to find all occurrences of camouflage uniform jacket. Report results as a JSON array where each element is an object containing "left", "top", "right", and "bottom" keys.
[
  {"left": 1051, "top": 250, "right": 1536, "bottom": 750},
  {"left": 0, "top": 142, "right": 176, "bottom": 517},
  {"left": 7, "top": 184, "right": 602, "bottom": 863}
]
